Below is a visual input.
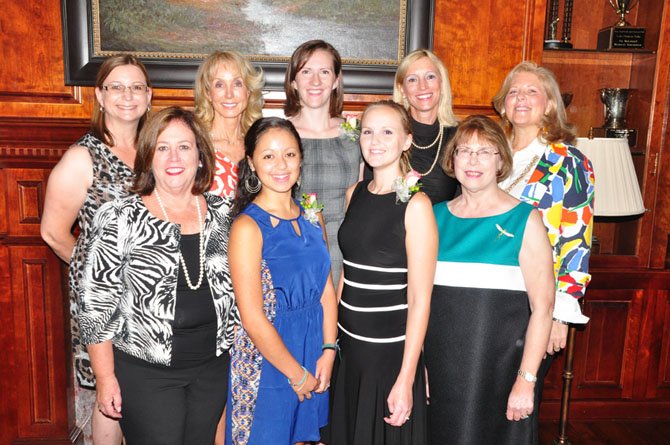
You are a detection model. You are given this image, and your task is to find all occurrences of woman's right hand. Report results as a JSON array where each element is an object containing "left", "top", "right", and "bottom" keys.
[
  {"left": 95, "top": 374, "right": 123, "bottom": 418},
  {"left": 291, "top": 369, "right": 319, "bottom": 402}
]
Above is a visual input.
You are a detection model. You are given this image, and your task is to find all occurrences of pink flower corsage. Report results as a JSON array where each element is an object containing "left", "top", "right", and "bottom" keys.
[
  {"left": 300, "top": 193, "right": 324, "bottom": 226},
  {"left": 392, "top": 170, "right": 423, "bottom": 204}
]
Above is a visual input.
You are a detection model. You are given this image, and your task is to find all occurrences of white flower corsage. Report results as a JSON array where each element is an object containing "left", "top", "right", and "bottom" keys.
[
  {"left": 341, "top": 114, "right": 361, "bottom": 142},
  {"left": 392, "top": 170, "right": 422, "bottom": 204},
  {"left": 300, "top": 193, "right": 324, "bottom": 226}
]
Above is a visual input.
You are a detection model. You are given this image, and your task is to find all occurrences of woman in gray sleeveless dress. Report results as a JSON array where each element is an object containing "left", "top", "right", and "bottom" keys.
[{"left": 284, "top": 40, "right": 362, "bottom": 287}]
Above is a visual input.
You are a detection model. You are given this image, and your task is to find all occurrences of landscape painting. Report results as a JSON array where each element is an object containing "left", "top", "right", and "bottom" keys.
[
  {"left": 62, "top": 0, "right": 434, "bottom": 91},
  {"left": 95, "top": 0, "right": 404, "bottom": 63}
]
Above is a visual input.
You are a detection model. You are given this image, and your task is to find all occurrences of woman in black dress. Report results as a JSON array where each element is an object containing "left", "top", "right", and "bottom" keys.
[
  {"left": 327, "top": 101, "right": 437, "bottom": 445},
  {"left": 393, "top": 49, "right": 459, "bottom": 204}
]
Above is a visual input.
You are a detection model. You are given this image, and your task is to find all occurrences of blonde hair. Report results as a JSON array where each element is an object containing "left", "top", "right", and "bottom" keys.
[
  {"left": 393, "top": 49, "right": 457, "bottom": 127},
  {"left": 361, "top": 100, "right": 414, "bottom": 175},
  {"left": 194, "top": 51, "right": 264, "bottom": 134},
  {"left": 492, "top": 61, "right": 576, "bottom": 145}
]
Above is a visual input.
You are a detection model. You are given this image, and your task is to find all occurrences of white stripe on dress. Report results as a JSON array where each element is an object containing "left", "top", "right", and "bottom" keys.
[
  {"left": 434, "top": 261, "right": 526, "bottom": 291},
  {"left": 338, "top": 323, "right": 406, "bottom": 343},
  {"left": 339, "top": 299, "right": 408, "bottom": 312},
  {"left": 343, "top": 259, "right": 408, "bottom": 273},
  {"left": 343, "top": 277, "right": 408, "bottom": 290}
]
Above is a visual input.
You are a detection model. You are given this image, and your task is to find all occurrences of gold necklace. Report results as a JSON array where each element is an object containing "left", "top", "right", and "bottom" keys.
[
  {"left": 503, "top": 154, "right": 540, "bottom": 194},
  {"left": 409, "top": 126, "right": 444, "bottom": 177}
]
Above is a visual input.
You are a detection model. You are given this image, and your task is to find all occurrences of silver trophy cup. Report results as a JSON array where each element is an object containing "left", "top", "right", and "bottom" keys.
[{"left": 600, "top": 88, "right": 632, "bottom": 129}]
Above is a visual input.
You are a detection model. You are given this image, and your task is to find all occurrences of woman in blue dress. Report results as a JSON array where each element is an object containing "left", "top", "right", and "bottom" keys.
[{"left": 226, "top": 117, "right": 338, "bottom": 444}]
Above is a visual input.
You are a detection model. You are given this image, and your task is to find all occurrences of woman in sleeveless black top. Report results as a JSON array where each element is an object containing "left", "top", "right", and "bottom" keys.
[{"left": 325, "top": 101, "right": 437, "bottom": 445}]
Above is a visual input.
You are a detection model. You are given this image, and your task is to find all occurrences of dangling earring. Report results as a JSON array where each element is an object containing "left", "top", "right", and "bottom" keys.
[
  {"left": 198, "top": 161, "right": 203, "bottom": 168},
  {"left": 244, "top": 171, "right": 262, "bottom": 194},
  {"left": 100, "top": 106, "right": 105, "bottom": 113},
  {"left": 296, "top": 174, "right": 302, "bottom": 189},
  {"left": 147, "top": 104, "right": 151, "bottom": 113}
]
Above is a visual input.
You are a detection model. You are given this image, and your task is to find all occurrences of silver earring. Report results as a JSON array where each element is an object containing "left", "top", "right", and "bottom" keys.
[
  {"left": 296, "top": 174, "right": 302, "bottom": 189},
  {"left": 147, "top": 105, "right": 151, "bottom": 113},
  {"left": 244, "top": 171, "right": 261, "bottom": 194},
  {"left": 100, "top": 106, "right": 104, "bottom": 113}
]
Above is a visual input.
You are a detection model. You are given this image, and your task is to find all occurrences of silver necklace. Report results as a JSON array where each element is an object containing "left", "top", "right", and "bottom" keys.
[
  {"left": 409, "top": 125, "right": 444, "bottom": 177},
  {"left": 154, "top": 189, "right": 205, "bottom": 290}
]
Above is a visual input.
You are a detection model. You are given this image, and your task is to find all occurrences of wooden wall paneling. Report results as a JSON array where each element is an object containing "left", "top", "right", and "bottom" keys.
[
  {"left": 0, "top": 245, "right": 19, "bottom": 444},
  {"left": 4, "top": 169, "right": 49, "bottom": 238},
  {"left": 656, "top": 290, "right": 670, "bottom": 397},
  {"left": 573, "top": 286, "right": 642, "bottom": 399},
  {"left": 0, "top": 1, "right": 92, "bottom": 119},
  {"left": 9, "top": 245, "right": 69, "bottom": 441},
  {"left": 647, "top": 1, "right": 670, "bottom": 269},
  {"left": 434, "top": 0, "right": 543, "bottom": 109}
]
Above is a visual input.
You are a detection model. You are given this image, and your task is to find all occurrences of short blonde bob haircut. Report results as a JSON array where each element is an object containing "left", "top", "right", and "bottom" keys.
[
  {"left": 442, "top": 115, "right": 513, "bottom": 183},
  {"left": 492, "top": 61, "right": 576, "bottom": 146},
  {"left": 393, "top": 49, "right": 458, "bottom": 127},
  {"left": 194, "top": 51, "right": 264, "bottom": 134}
]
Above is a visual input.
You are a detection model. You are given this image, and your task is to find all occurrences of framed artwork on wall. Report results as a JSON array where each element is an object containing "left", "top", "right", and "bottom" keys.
[{"left": 62, "top": 0, "right": 434, "bottom": 93}]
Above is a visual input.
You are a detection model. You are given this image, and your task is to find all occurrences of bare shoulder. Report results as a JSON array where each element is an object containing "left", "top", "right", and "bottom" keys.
[{"left": 407, "top": 191, "right": 433, "bottom": 213}]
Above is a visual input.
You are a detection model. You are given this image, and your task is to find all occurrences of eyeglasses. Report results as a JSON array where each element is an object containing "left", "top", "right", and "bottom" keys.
[
  {"left": 102, "top": 83, "right": 148, "bottom": 95},
  {"left": 454, "top": 146, "right": 500, "bottom": 161}
]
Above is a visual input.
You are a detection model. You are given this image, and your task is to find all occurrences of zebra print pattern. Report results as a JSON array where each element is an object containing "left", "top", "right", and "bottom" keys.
[
  {"left": 78, "top": 193, "right": 239, "bottom": 365},
  {"left": 68, "top": 133, "right": 135, "bottom": 388}
]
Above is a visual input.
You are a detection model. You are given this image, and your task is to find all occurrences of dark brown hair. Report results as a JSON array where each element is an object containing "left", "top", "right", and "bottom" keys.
[
  {"left": 284, "top": 40, "right": 343, "bottom": 118},
  {"left": 361, "top": 100, "right": 414, "bottom": 175},
  {"left": 92, "top": 54, "right": 152, "bottom": 146},
  {"left": 233, "top": 117, "right": 303, "bottom": 216},
  {"left": 442, "top": 115, "right": 513, "bottom": 182},
  {"left": 132, "top": 107, "right": 214, "bottom": 195}
]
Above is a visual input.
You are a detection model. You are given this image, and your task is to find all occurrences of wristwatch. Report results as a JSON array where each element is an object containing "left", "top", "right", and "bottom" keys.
[{"left": 517, "top": 369, "right": 538, "bottom": 383}]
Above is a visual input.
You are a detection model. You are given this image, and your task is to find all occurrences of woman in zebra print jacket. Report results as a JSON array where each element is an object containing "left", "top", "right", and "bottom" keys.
[{"left": 79, "top": 107, "right": 239, "bottom": 444}]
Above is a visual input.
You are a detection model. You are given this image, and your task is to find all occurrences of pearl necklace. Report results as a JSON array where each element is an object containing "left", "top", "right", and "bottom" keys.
[
  {"left": 411, "top": 124, "right": 443, "bottom": 150},
  {"left": 409, "top": 125, "right": 444, "bottom": 177},
  {"left": 154, "top": 189, "right": 205, "bottom": 290}
]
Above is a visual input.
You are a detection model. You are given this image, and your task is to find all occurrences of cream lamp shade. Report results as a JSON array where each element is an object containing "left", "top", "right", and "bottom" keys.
[{"left": 576, "top": 137, "right": 645, "bottom": 216}]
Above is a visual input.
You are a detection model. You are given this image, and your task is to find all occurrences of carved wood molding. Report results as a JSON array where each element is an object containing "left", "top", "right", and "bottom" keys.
[{"left": 0, "top": 86, "right": 83, "bottom": 105}]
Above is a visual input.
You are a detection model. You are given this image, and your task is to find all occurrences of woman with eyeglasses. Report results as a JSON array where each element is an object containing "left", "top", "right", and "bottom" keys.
[
  {"left": 425, "top": 115, "right": 555, "bottom": 444},
  {"left": 41, "top": 54, "right": 152, "bottom": 445}
]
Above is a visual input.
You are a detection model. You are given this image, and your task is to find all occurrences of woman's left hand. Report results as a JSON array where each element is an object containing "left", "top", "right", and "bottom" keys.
[
  {"left": 384, "top": 379, "right": 413, "bottom": 427},
  {"left": 506, "top": 378, "right": 535, "bottom": 421},
  {"left": 546, "top": 320, "right": 568, "bottom": 355},
  {"left": 314, "top": 349, "right": 336, "bottom": 393}
]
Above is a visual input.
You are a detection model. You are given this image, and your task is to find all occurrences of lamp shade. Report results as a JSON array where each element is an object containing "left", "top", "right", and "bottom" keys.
[{"left": 576, "top": 137, "right": 645, "bottom": 216}]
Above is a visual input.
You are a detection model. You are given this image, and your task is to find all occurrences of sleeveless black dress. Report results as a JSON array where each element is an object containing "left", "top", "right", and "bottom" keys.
[{"left": 326, "top": 180, "right": 428, "bottom": 445}]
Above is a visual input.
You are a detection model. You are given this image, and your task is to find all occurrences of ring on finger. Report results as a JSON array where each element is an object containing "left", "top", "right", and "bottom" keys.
[{"left": 521, "top": 414, "right": 529, "bottom": 419}]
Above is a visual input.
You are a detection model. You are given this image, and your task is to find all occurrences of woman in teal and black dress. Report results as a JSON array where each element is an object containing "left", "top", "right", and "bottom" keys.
[{"left": 425, "top": 115, "right": 555, "bottom": 444}]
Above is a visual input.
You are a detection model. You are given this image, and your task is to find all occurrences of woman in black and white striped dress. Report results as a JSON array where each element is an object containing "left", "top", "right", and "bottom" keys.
[{"left": 325, "top": 101, "right": 437, "bottom": 445}]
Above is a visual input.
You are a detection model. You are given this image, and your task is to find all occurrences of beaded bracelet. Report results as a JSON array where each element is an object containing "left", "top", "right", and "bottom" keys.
[{"left": 288, "top": 366, "right": 308, "bottom": 388}]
